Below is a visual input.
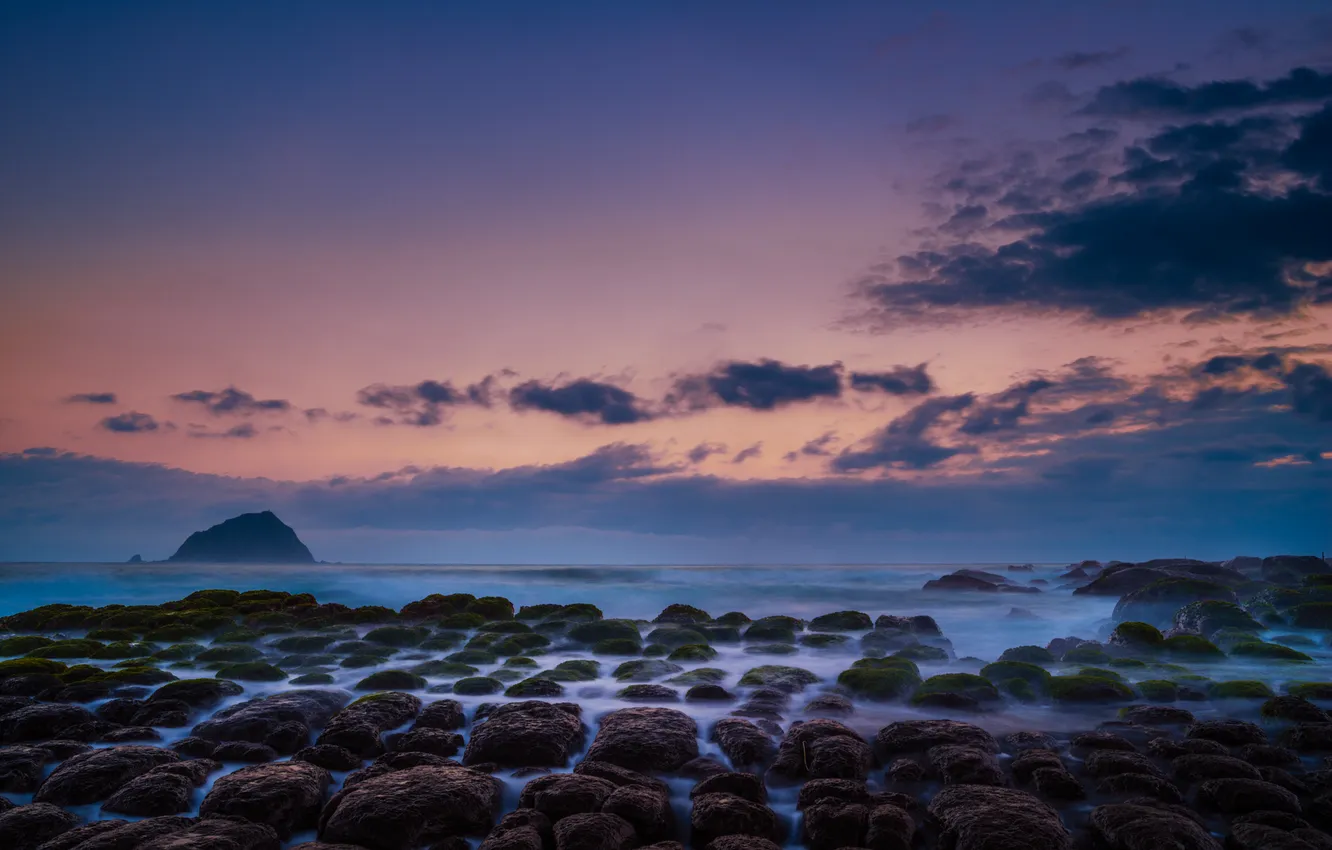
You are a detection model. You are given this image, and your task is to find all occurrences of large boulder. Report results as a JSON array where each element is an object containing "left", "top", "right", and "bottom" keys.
[
  {"left": 317, "top": 692, "right": 421, "bottom": 757},
  {"left": 875, "top": 720, "right": 999, "bottom": 758},
  {"left": 928, "top": 745, "right": 1005, "bottom": 786},
  {"left": 1263, "top": 556, "right": 1332, "bottom": 585},
  {"left": 710, "top": 718, "right": 776, "bottom": 769},
  {"left": 29, "top": 817, "right": 195, "bottom": 850},
  {"left": 927, "top": 785, "right": 1070, "bottom": 849},
  {"left": 1113, "top": 578, "right": 1238, "bottom": 626},
  {"left": 0, "top": 803, "right": 81, "bottom": 850},
  {"left": 769, "top": 719, "right": 871, "bottom": 781},
  {"left": 1172, "top": 601, "right": 1263, "bottom": 639},
  {"left": 136, "top": 816, "right": 283, "bottom": 849},
  {"left": 34, "top": 745, "right": 179, "bottom": 805},
  {"left": 583, "top": 707, "right": 699, "bottom": 773},
  {"left": 192, "top": 690, "right": 349, "bottom": 754},
  {"left": 0, "top": 704, "right": 98, "bottom": 743},
  {"left": 462, "top": 701, "right": 585, "bottom": 768},
  {"left": 200, "top": 761, "right": 332, "bottom": 839},
  {"left": 552, "top": 812, "right": 636, "bottom": 850},
  {"left": 319, "top": 764, "right": 502, "bottom": 850},
  {"left": 691, "top": 793, "right": 783, "bottom": 846},
  {"left": 519, "top": 773, "right": 617, "bottom": 822},
  {"left": 0, "top": 744, "right": 53, "bottom": 792},
  {"left": 1088, "top": 803, "right": 1221, "bottom": 849}
]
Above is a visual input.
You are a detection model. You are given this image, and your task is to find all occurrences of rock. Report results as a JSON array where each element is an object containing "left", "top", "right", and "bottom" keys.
[
  {"left": 705, "top": 839, "right": 781, "bottom": 850},
  {"left": 1263, "top": 555, "right": 1332, "bottom": 585},
  {"left": 318, "top": 692, "right": 422, "bottom": 757},
  {"left": 212, "top": 741, "right": 279, "bottom": 762},
  {"left": 295, "top": 744, "right": 363, "bottom": 771},
  {"left": 865, "top": 803, "right": 914, "bottom": 850},
  {"left": 102, "top": 771, "right": 194, "bottom": 815},
  {"left": 928, "top": 745, "right": 1005, "bottom": 786},
  {"left": 169, "top": 510, "right": 315, "bottom": 563},
  {"left": 0, "top": 803, "right": 81, "bottom": 850},
  {"left": 1188, "top": 720, "right": 1268, "bottom": 747},
  {"left": 479, "top": 809, "right": 553, "bottom": 850},
  {"left": 1172, "top": 754, "right": 1262, "bottom": 782},
  {"left": 194, "top": 689, "right": 349, "bottom": 755},
  {"left": 1196, "top": 778, "right": 1301, "bottom": 815},
  {"left": 1082, "top": 751, "right": 1163, "bottom": 779},
  {"left": 1098, "top": 772, "right": 1180, "bottom": 802},
  {"left": 1121, "top": 706, "right": 1195, "bottom": 726},
  {"left": 923, "top": 572, "right": 1003, "bottom": 592},
  {"left": 1113, "top": 578, "right": 1237, "bottom": 626},
  {"left": 572, "top": 760, "right": 670, "bottom": 793},
  {"left": 691, "top": 793, "right": 783, "bottom": 846},
  {"left": 1003, "top": 731, "right": 1059, "bottom": 753},
  {"left": 415, "top": 700, "right": 465, "bottom": 731},
  {"left": 1281, "top": 724, "right": 1332, "bottom": 753},
  {"left": 462, "top": 701, "right": 584, "bottom": 768},
  {"left": 928, "top": 785, "right": 1070, "bottom": 850},
  {"left": 319, "top": 764, "right": 501, "bottom": 849},
  {"left": 149, "top": 678, "right": 245, "bottom": 708},
  {"left": 875, "top": 719, "right": 999, "bottom": 757},
  {"left": 388, "top": 728, "right": 464, "bottom": 758},
  {"left": 1149, "top": 737, "right": 1228, "bottom": 758},
  {"left": 519, "top": 773, "right": 617, "bottom": 821},
  {"left": 0, "top": 704, "right": 98, "bottom": 743},
  {"left": 1172, "top": 601, "right": 1263, "bottom": 638},
  {"left": 685, "top": 685, "right": 734, "bottom": 702},
  {"left": 1239, "top": 745, "right": 1299, "bottom": 767},
  {"left": 1262, "top": 697, "right": 1328, "bottom": 724},
  {"left": 199, "top": 761, "right": 331, "bottom": 838},
  {"left": 1032, "top": 767, "right": 1085, "bottom": 800},
  {"left": 1227, "top": 822, "right": 1326, "bottom": 850},
  {"left": 695, "top": 772, "right": 767, "bottom": 804},
  {"left": 1011, "top": 749, "right": 1065, "bottom": 784},
  {"left": 710, "top": 718, "right": 775, "bottom": 769},
  {"left": 584, "top": 707, "right": 698, "bottom": 773},
  {"left": 1089, "top": 803, "right": 1221, "bottom": 850},
  {"left": 602, "top": 784, "right": 674, "bottom": 843},
  {"left": 801, "top": 799, "right": 867, "bottom": 850},
  {"left": 35, "top": 745, "right": 180, "bottom": 805},
  {"left": 803, "top": 694, "right": 854, "bottom": 717},
  {"left": 770, "top": 719, "right": 872, "bottom": 781},
  {"left": 171, "top": 736, "right": 219, "bottom": 758},
  {"left": 1072, "top": 731, "right": 1136, "bottom": 752},
  {"left": 552, "top": 812, "right": 636, "bottom": 850},
  {"left": 136, "top": 816, "right": 282, "bottom": 849},
  {"left": 0, "top": 744, "right": 52, "bottom": 792}
]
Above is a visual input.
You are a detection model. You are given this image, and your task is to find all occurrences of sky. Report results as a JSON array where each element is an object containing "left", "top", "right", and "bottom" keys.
[{"left": 2, "top": 0, "right": 1331, "bottom": 563}]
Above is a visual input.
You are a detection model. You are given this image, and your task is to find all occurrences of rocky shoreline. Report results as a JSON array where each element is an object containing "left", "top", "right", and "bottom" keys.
[{"left": 1, "top": 555, "right": 1331, "bottom": 849}]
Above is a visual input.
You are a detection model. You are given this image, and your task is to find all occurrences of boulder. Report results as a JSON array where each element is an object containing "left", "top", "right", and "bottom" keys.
[
  {"left": 710, "top": 718, "right": 776, "bottom": 769},
  {"left": 34, "top": 745, "right": 180, "bottom": 805},
  {"left": 770, "top": 719, "right": 871, "bottom": 781},
  {"left": 479, "top": 809, "right": 554, "bottom": 850},
  {"left": 1196, "top": 778, "right": 1301, "bottom": 815},
  {"left": 319, "top": 764, "right": 501, "bottom": 849},
  {"left": 519, "top": 773, "right": 616, "bottom": 822},
  {"left": 102, "top": 771, "right": 194, "bottom": 815},
  {"left": 691, "top": 793, "right": 783, "bottom": 846},
  {"left": 928, "top": 745, "right": 1005, "bottom": 786},
  {"left": 875, "top": 719, "right": 999, "bottom": 757},
  {"left": 0, "top": 803, "right": 81, "bottom": 850},
  {"left": 462, "top": 701, "right": 585, "bottom": 768},
  {"left": 583, "top": 707, "right": 699, "bottom": 773},
  {"left": 200, "top": 760, "right": 332, "bottom": 838},
  {"left": 801, "top": 799, "right": 867, "bottom": 850},
  {"left": 602, "top": 784, "right": 675, "bottom": 844},
  {"left": 1089, "top": 803, "right": 1221, "bottom": 850},
  {"left": 927, "top": 785, "right": 1070, "bottom": 850},
  {"left": 1188, "top": 720, "right": 1268, "bottom": 747},
  {"left": 317, "top": 692, "right": 421, "bottom": 757},
  {"left": 0, "top": 744, "right": 52, "bottom": 792},
  {"left": 552, "top": 812, "right": 636, "bottom": 850},
  {"left": 135, "top": 816, "right": 283, "bottom": 849},
  {"left": 0, "top": 704, "right": 98, "bottom": 743}
]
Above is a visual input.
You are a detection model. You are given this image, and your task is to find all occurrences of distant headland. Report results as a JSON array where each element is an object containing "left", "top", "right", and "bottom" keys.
[{"left": 161, "top": 510, "right": 316, "bottom": 564}]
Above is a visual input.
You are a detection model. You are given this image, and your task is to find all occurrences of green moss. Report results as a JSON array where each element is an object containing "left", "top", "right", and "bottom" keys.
[
  {"left": 1076, "top": 666, "right": 1125, "bottom": 682},
  {"left": 736, "top": 665, "right": 820, "bottom": 689},
  {"left": 364, "top": 625, "right": 430, "bottom": 647},
  {"left": 1161, "top": 635, "right": 1226, "bottom": 659},
  {"left": 348, "top": 605, "right": 399, "bottom": 623},
  {"left": 419, "top": 633, "right": 464, "bottom": 651},
  {"left": 451, "top": 676, "right": 503, "bottom": 695},
  {"left": 645, "top": 627, "right": 710, "bottom": 647},
  {"left": 1284, "top": 682, "right": 1332, "bottom": 699},
  {"left": 25, "top": 639, "right": 104, "bottom": 658},
  {"left": 666, "top": 667, "right": 727, "bottom": 685},
  {"left": 613, "top": 659, "right": 683, "bottom": 682},
  {"left": 893, "top": 644, "right": 949, "bottom": 662},
  {"left": 152, "top": 643, "right": 204, "bottom": 661},
  {"left": 912, "top": 673, "right": 1000, "bottom": 704},
  {"left": 1108, "top": 658, "right": 1148, "bottom": 669},
  {"left": 1288, "top": 602, "right": 1332, "bottom": 629},
  {"left": 701, "top": 626, "right": 742, "bottom": 643},
  {"left": 0, "top": 657, "right": 67, "bottom": 678},
  {"left": 1135, "top": 679, "right": 1180, "bottom": 701},
  {"left": 86, "top": 628, "right": 138, "bottom": 641},
  {"left": 1109, "top": 621, "right": 1164, "bottom": 649},
  {"left": 979, "top": 660, "right": 1051, "bottom": 691},
  {"left": 1006, "top": 679, "right": 1037, "bottom": 702},
  {"left": 272, "top": 634, "right": 337, "bottom": 653},
  {"left": 1209, "top": 680, "right": 1275, "bottom": 699},
  {"left": 568, "top": 619, "right": 641, "bottom": 645},
  {"left": 668, "top": 644, "right": 718, "bottom": 662},
  {"left": 1048, "top": 675, "right": 1135, "bottom": 702},
  {"left": 836, "top": 665, "right": 920, "bottom": 701},
  {"left": 97, "top": 665, "right": 176, "bottom": 685},
  {"left": 58, "top": 663, "right": 103, "bottom": 682},
  {"left": 214, "top": 662, "right": 287, "bottom": 681},
  {"left": 554, "top": 603, "right": 604, "bottom": 622},
  {"left": 997, "top": 645, "right": 1056, "bottom": 664},
  {"left": 654, "top": 603, "right": 711, "bottom": 623},
  {"left": 743, "top": 621, "right": 797, "bottom": 643},
  {"left": 3, "top": 604, "right": 96, "bottom": 631},
  {"left": 503, "top": 656, "right": 539, "bottom": 668},
  {"left": 214, "top": 628, "right": 263, "bottom": 643},
  {"left": 409, "top": 660, "right": 479, "bottom": 677},
  {"left": 505, "top": 677, "right": 564, "bottom": 697},
  {"left": 477, "top": 620, "right": 532, "bottom": 634},
  {"left": 278, "top": 653, "right": 336, "bottom": 668},
  {"left": 0, "top": 635, "right": 56, "bottom": 655},
  {"left": 196, "top": 644, "right": 264, "bottom": 663},
  {"left": 92, "top": 641, "right": 157, "bottom": 660},
  {"left": 466, "top": 596, "right": 515, "bottom": 621},
  {"left": 808, "top": 611, "right": 873, "bottom": 632},
  {"left": 492, "top": 634, "right": 552, "bottom": 655},
  {"left": 798, "top": 633, "right": 850, "bottom": 649},
  {"left": 1061, "top": 645, "right": 1112, "bottom": 664},
  {"left": 714, "top": 612, "right": 751, "bottom": 627},
  {"left": 642, "top": 644, "right": 671, "bottom": 658},
  {"left": 446, "top": 649, "right": 498, "bottom": 665},
  {"left": 538, "top": 659, "right": 600, "bottom": 682},
  {"left": 592, "top": 638, "right": 642, "bottom": 656},
  {"left": 355, "top": 669, "right": 427, "bottom": 690},
  {"left": 144, "top": 624, "right": 207, "bottom": 642},
  {"left": 1229, "top": 640, "right": 1313, "bottom": 662},
  {"left": 290, "top": 672, "right": 334, "bottom": 685},
  {"left": 436, "top": 612, "right": 486, "bottom": 630},
  {"left": 516, "top": 603, "right": 563, "bottom": 620},
  {"left": 744, "top": 643, "right": 798, "bottom": 656}
]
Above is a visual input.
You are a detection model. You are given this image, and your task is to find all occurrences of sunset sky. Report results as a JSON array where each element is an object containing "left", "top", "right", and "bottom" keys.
[{"left": 2, "top": 1, "right": 1330, "bottom": 563}]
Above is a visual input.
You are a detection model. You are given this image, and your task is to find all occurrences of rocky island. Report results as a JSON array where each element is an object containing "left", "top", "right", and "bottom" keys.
[{"left": 167, "top": 511, "right": 315, "bottom": 564}]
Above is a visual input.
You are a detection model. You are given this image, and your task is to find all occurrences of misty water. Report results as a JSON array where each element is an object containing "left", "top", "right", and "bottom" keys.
[{"left": 3, "top": 561, "right": 1330, "bottom": 847}]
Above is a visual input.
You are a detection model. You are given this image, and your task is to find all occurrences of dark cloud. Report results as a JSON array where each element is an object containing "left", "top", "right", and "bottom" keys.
[
  {"left": 687, "top": 442, "right": 728, "bottom": 464},
  {"left": 732, "top": 443, "right": 763, "bottom": 464},
  {"left": 188, "top": 423, "right": 258, "bottom": 440},
  {"left": 833, "top": 394, "right": 976, "bottom": 471},
  {"left": 959, "top": 378, "right": 1054, "bottom": 435},
  {"left": 99, "top": 412, "right": 161, "bottom": 434},
  {"left": 1052, "top": 47, "right": 1129, "bottom": 70},
  {"left": 849, "top": 364, "right": 934, "bottom": 396},
  {"left": 670, "top": 359, "right": 843, "bottom": 412},
  {"left": 303, "top": 408, "right": 358, "bottom": 424},
  {"left": 357, "top": 377, "right": 496, "bottom": 426},
  {"left": 1081, "top": 66, "right": 1332, "bottom": 119},
  {"left": 172, "top": 387, "right": 291, "bottom": 416},
  {"left": 65, "top": 392, "right": 116, "bottom": 405},
  {"left": 1284, "top": 103, "right": 1332, "bottom": 190},
  {"left": 508, "top": 379, "right": 652, "bottom": 425},
  {"left": 784, "top": 432, "right": 838, "bottom": 462},
  {"left": 1286, "top": 362, "right": 1332, "bottom": 422}
]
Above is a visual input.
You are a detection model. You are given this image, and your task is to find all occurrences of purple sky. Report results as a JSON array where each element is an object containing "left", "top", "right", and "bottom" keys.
[{"left": 2, "top": 1, "right": 1331, "bottom": 562}]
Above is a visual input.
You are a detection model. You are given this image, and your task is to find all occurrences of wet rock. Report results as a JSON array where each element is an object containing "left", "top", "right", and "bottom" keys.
[
  {"left": 1083, "top": 750, "right": 1163, "bottom": 779},
  {"left": 1260, "top": 766, "right": 1311, "bottom": 796},
  {"left": 148, "top": 678, "right": 244, "bottom": 708},
  {"left": 686, "top": 685, "right": 735, "bottom": 702},
  {"left": 318, "top": 692, "right": 422, "bottom": 758},
  {"left": 197, "top": 690, "right": 350, "bottom": 755},
  {"left": 886, "top": 758, "right": 925, "bottom": 782},
  {"left": 0, "top": 803, "right": 81, "bottom": 850},
  {"left": 478, "top": 809, "right": 553, "bottom": 850},
  {"left": 928, "top": 745, "right": 1005, "bottom": 786},
  {"left": 1188, "top": 720, "right": 1268, "bottom": 747},
  {"left": 1173, "top": 754, "right": 1262, "bottom": 782},
  {"left": 801, "top": 799, "right": 866, "bottom": 850},
  {"left": 1097, "top": 772, "right": 1180, "bottom": 802},
  {"left": 200, "top": 761, "right": 332, "bottom": 838},
  {"left": 770, "top": 719, "right": 872, "bottom": 781},
  {"left": 1240, "top": 745, "right": 1300, "bottom": 768},
  {"left": 1149, "top": 737, "right": 1227, "bottom": 758},
  {"left": 463, "top": 701, "right": 584, "bottom": 768},
  {"left": 387, "top": 728, "right": 464, "bottom": 758},
  {"left": 171, "top": 736, "right": 219, "bottom": 758},
  {"left": 101, "top": 726, "right": 162, "bottom": 743},
  {"left": 1121, "top": 706, "right": 1195, "bottom": 726},
  {"left": 572, "top": 760, "right": 670, "bottom": 793},
  {"left": 680, "top": 756, "right": 729, "bottom": 778},
  {"left": 519, "top": 773, "right": 617, "bottom": 821},
  {"left": 928, "top": 785, "right": 1070, "bottom": 850},
  {"left": 136, "top": 815, "right": 282, "bottom": 849},
  {"left": 35, "top": 745, "right": 180, "bottom": 804},
  {"left": 1003, "top": 731, "right": 1059, "bottom": 753},
  {"left": 865, "top": 803, "right": 914, "bottom": 850},
  {"left": 1072, "top": 731, "right": 1136, "bottom": 752},
  {"left": 705, "top": 838, "right": 781, "bottom": 850},
  {"left": 696, "top": 772, "right": 767, "bottom": 804},
  {"left": 0, "top": 703, "right": 98, "bottom": 743},
  {"left": 1011, "top": 749, "right": 1065, "bottom": 784},
  {"left": 803, "top": 694, "right": 853, "bottom": 717},
  {"left": 1261, "top": 697, "right": 1328, "bottom": 724},
  {"left": 691, "top": 793, "right": 783, "bottom": 846},
  {"left": 151, "top": 758, "right": 220, "bottom": 785},
  {"left": 552, "top": 812, "right": 636, "bottom": 850},
  {"left": 414, "top": 700, "right": 465, "bottom": 731},
  {"left": 1089, "top": 802, "right": 1220, "bottom": 850},
  {"left": 584, "top": 707, "right": 698, "bottom": 773},
  {"left": 602, "top": 783, "right": 674, "bottom": 843},
  {"left": 1032, "top": 767, "right": 1085, "bottom": 800},
  {"left": 102, "top": 771, "right": 194, "bottom": 815},
  {"left": 1281, "top": 724, "right": 1332, "bottom": 753},
  {"left": 319, "top": 764, "right": 501, "bottom": 848},
  {"left": 0, "top": 744, "right": 52, "bottom": 792},
  {"left": 1228, "top": 822, "right": 1327, "bottom": 850},
  {"left": 212, "top": 741, "right": 279, "bottom": 762},
  {"left": 1196, "top": 778, "right": 1301, "bottom": 815},
  {"left": 875, "top": 719, "right": 999, "bottom": 757},
  {"left": 295, "top": 744, "right": 363, "bottom": 771},
  {"left": 132, "top": 699, "right": 193, "bottom": 728}
]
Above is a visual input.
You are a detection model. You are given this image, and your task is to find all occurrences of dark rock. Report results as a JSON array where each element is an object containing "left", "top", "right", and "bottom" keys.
[
  {"left": 1196, "top": 778, "right": 1300, "bottom": 815},
  {"left": 212, "top": 741, "right": 279, "bottom": 762},
  {"left": 415, "top": 700, "right": 465, "bottom": 731},
  {"left": 1240, "top": 745, "right": 1300, "bottom": 767},
  {"left": 101, "top": 726, "right": 162, "bottom": 743},
  {"left": 1011, "top": 749, "right": 1065, "bottom": 784},
  {"left": 149, "top": 678, "right": 244, "bottom": 708},
  {"left": 0, "top": 703, "right": 98, "bottom": 743},
  {"left": 685, "top": 685, "right": 735, "bottom": 702},
  {"left": 865, "top": 803, "right": 914, "bottom": 850},
  {"left": 552, "top": 812, "right": 636, "bottom": 850},
  {"left": 679, "top": 756, "right": 729, "bottom": 778},
  {"left": 584, "top": 707, "right": 698, "bottom": 773},
  {"left": 1188, "top": 719, "right": 1268, "bottom": 747},
  {"left": 34, "top": 745, "right": 180, "bottom": 804},
  {"left": 169, "top": 510, "right": 315, "bottom": 563},
  {"left": 602, "top": 784, "right": 674, "bottom": 844},
  {"left": 519, "top": 773, "right": 616, "bottom": 821},
  {"left": 1149, "top": 737, "right": 1227, "bottom": 759},
  {"left": 318, "top": 692, "right": 421, "bottom": 757},
  {"left": 771, "top": 719, "right": 872, "bottom": 781},
  {"left": 462, "top": 701, "right": 585, "bottom": 768},
  {"left": 200, "top": 761, "right": 331, "bottom": 838},
  {"left": 136, "top": 816, "right": 282, "bottom": 849},
  {"left": 886, "top": 758, "right": 925, "bottom": 782},
  {"left": 0, "top": 744, "right": 52, "bottom": 792},
  {"left": 803, "top": 694, "right": 854, "bottom": 717},
  {"left": 1003, "top": 731, "right": 1059, "bottom": 753},
  {"left": 1261, "top": 696, "right": 1328, "bottom": 724},
  {"left": 695, "top": 772, "right": 767, "bottom": 804},
  {"left": 705, "top": 839, "right": 781, "bottom": 850},
  {"left": 196, "top": 690, "right": 350, "bottom": 755},
  {"left": 875, "top": 719, "right": 999, "bottom": 757},
  {"left": 1121, "top": 706, "right": 1195, "bottom": 726},
  {"left": 319, "top": 764, "right": 502, "bottom": 848},
  {"left": 572, "top": 760, "right": 670, "bottom": 793},
  {"left": 388, "top": 728, "right": 464, "bottom": 758},
  {"left": 171, "top": 736, "right": 219, "bottom": 758},
  {"left": 132, "top": 699, "right": 193, "bottom": 728},
  {"left": 1173, "top": 754, "right": 1262, "bottom": 783},
  {"left": 1083, "top": 751, "right": 1163, "bottom": 779},
  {"left": 801, "top": 799, "right": 867, "bottom": 850},
  {"left": 928, "top": 785, "right": 1071, "bottom": 850},
  {"left": 1072, "top": 731, "right": 1136, "bottom": 752},
  {"left": 1281, "top": 724, "right": 1332, "bottom": 752},
  {"left": 295, "top": 744, "right": 363, "bottom": 771},
  {"left": 0, "top": 803, "right": 81, "bottom": 850},
  {"left": 1097, "top": 772, "right": 1180, "bottom": 802},
  {"left": 691, "top": 793, "right": 783, "bottom": 846},
  {"left": 479, "top": 809, "right": 553, "bottom": 850},
  {"left": 928, "top": 745, "right": 1005, "bottom": 786},
  {"left": 1032, "top": 767, "right": 1085, "bottom": 800},
  {"left": 1226, "top": 822, "right": 1324, "bottom": 850},
  {"left": 1089, "top": 802, "right": 1220, "bottom": 850},
  {"left": 102, "top": 771, "right": 194, "bottom": 815}
]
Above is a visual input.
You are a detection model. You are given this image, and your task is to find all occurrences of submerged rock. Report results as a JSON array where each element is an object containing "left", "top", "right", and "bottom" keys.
[
  {"left": 928, "top": 785, "right": 1071, "bottom": 850},
  {"left": 319, "top": 764, "right": 501, "bottom": 849},
  {"left": 584, "top": 707, "right": 698, "bottom": 773}
]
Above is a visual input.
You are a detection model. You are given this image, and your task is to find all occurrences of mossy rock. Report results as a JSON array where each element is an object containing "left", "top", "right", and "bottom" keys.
[
  {"left": 503, "top": 656, "right": 539, "bottom": 668},
  {"left": 668, "top": 644, "right": 718, "bottom": 662},
  {"left": 272, "top": 634, "right": 337, "bottom": 653},
  {"left": 1289, "top": 603, "right": 1332, "bottom": 629},
  {"left": 1108, "top": 621, "right": 1164, "bottom": 650},
  {"left": 980, "top": 661, "right": 1051, "bottom": 691},
  {"left": 808, "top": 611, "right": 873, "bottom": 632},
  {"left": 278, "top": 653, "right": 337, "bottom": 668},
  {"left": 491, "top": 634, "right": 551, "bottom": 656},
  {"left": 86, "top": 628, "right": 138, "bottom": 641},
  {"left": 1229, "top": 641, "right": 1313, "bottom": 662},
  {"left": 152, "top": 643, "right": 204, "bottom": 661},
  {"left": 1108, "top": 658, "right": 1148, "bottom": 669},
  {"left": 0, "top": 635, "right": 56, "bottom": 655},
  {"left": 112, "top": 656, "right": 159, "bottom": 669},
  {"left": 452, "top": 676, "right": 503, "bottom": 695},
  {"left": 592, "top": 638, "right": 642, "bottom": 656},
  {"left": 182, "top": 589, "right": 242, "bottom": 608},
  {"left": 737, "top": 665, "right": 819, "bottom": 690},
  {"left": 613, "top": 659, "right": 683, "bottom": 682},
  {"left": 215, "top": 628, "right": 263, "bottom": 643},
  {"left": 364, "top": 625, "right": 431, "bottom": 647},
  {"left": 701, "top": 626, "right": 742, "bottom": 643},
  {"left": 516, "top": 603, "right": 563, "bottom": 621},
  {"left": 654, "top": 603, "right": 712, "bottom": 624},
  {"left": 893, "top": 644, "right": 949, "bottom": 662},
  {"left": 505, "top": 677, "right": 564, "bottom": 697},
  {"left": 1285, "top": 682, "right": 1332, "bottom": 700},
  {"left": 1076, "top": 666, "right": 1125, "bottom": 682},
  {"left": 642, "top": 644, "right": 671, "bottom": 658},
  {"left": 0, "top": 657, "right": 67, "bottom": 678},
  {"left": 419, "top": 634, "right": 465, "bottom": 651},
  {"left": 196, "top": 644, "right": 265, "bottom": 663},
  {"left": 666, "top": 667, "right": 727, "bottom": 685},
  {"left": 331, "top": 640, "right": 392, "bottom": 657},
  {"left": 144, "top": 624, "right": 207, "bottom": 642},
  {"left": 798, "top": 633, "right": 850, "bottom": 649},
  {"left": 743, "top": 622, "right": 796, "bottom": 643},
  {"left": 477, "top": 620, "right": 532, "bottom": 634},
  {"left": 3, "top": 604, "right": 98, "bottom": 631},
  {"left": 92, "top": 641, "right": 157, "bottom": 660},
  {"left": 409, "top": 660, "right": 479, "bottom": 677},
  {"left": 569, "top": 619, "right": 641, "bottom": 645},
  {"left": 836, "top": 665, "right": 920, "bottom": 701},
  {"left": 543, "top": 659, "right": 601, "bottom": 681},
  {"left": 98, "top": 665, "right": 177, "bottom": 685},
  {"left": 214, "top": 662, "right": 286, "bottom": 681},
  {"left": 744, "top": 644, "right": 798, "bottom": 656},
  {"left": 554, "top": 603, "right": 604, "bottom": 622},
  {"left": 59, "top": 663, "right": 105, "bottom": 683},
  {"left": 466, "top": 596, "right": 515, "bottom": 620},
  {"left": 1135, "top": 680, "right": 1179, "bottom": 701},
  {"left": 1173, "top": 600, "right": 1263, "bottom": 637},
  {"left": 1061, "top": 645, "right": 1111, "bottom": 664},
  {"left": 26, "top": 639, "right": 105, "bottom": 659},
  {"left": 446, "top": 649, "right": 499, "bottom": 665},
  {"left": 1210, "top": 680, "right": 1275, "bottom": 699},
  {"left": 645, "top": 627, "right": 710, "bottom": 648},
  {"left": 436, "top": 612, "right": 486, "bottom": 630},
  {"left": 714, "top": 612, "right": 751, "bottom": 627},
  {"left": 290, "top": 672, "right": 335, "bottom": 685},
  {"left": 1161, "top": 635, "right": 1225, "bottom": 659},
  {"left": 997, "top": 645, "right": 1056, "bottom": 664},
  {"left": 1005, "top": 679, "right": 1038, "bottom": 702},
  {"left": 1271, "top": 634, "right": 1317, "bottom": 647},
  {"left": 913, "top": 673, "right": 1000, "bottom": 704},
  {"left": 348, "top": 605, "right": 399, "bottom": 623},
  {"left": 1049, "top": 675, "right": 1135, "bottom": 702},
  {"left": 356, "top": 670, "right": 427, "bottom": 690}
]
